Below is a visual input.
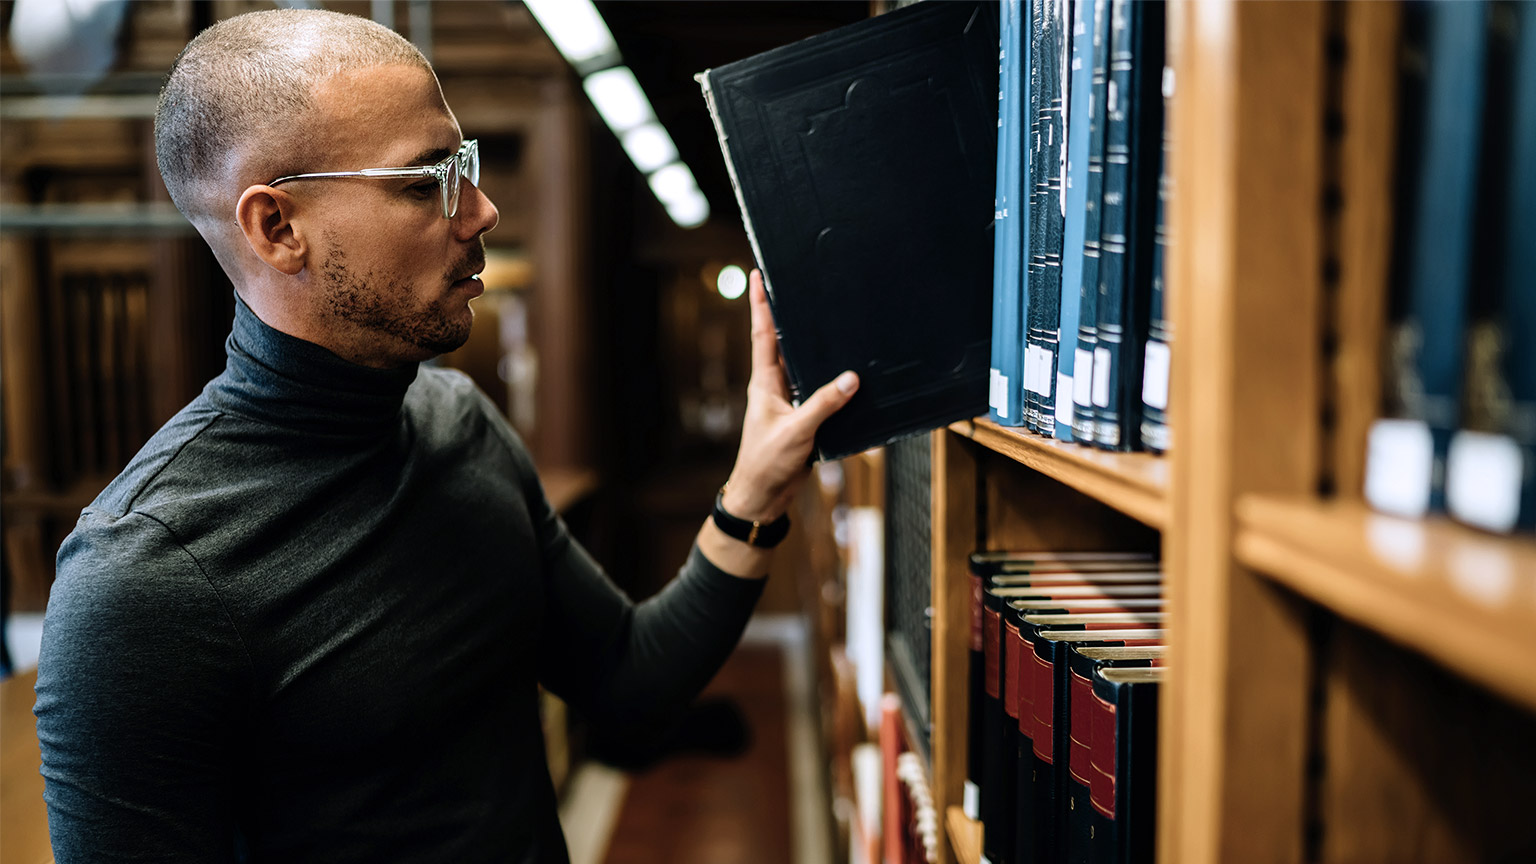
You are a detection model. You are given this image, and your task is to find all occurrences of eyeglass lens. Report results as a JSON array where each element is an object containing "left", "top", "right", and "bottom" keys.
[{"left": 445, "top": 141, "right": 480, "bottom": 219}]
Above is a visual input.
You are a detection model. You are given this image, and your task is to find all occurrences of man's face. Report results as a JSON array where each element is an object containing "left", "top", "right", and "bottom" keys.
[{"left": 298, "top": 64, "right": 499, "bottom": 367}]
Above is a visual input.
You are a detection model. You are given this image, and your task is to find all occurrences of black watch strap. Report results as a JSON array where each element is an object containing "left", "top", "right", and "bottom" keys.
[{"left": 711, "top": 489, "right": 791, "bottom": 548}]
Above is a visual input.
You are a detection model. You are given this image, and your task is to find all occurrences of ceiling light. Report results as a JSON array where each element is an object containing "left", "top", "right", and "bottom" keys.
[
  {"left": 648, "top": 163, "right": 698, "bottom": 205},
  {"left": 621, "top": 123, "right": 679, "bottom": 173},
  {"left": 582, "top": 66, "right": 655, "bottom": 133},
  {"left": 666, "top": 193, "right": 710, "bottom": 230},
  {"left": 523, "top": 0, "right": 619, "bottom": 71}
]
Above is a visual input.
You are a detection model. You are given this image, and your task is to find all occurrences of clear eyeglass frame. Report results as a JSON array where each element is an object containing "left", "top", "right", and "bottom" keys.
[{"left": 267, "top": 139, "right": 480, "bottom": 219}]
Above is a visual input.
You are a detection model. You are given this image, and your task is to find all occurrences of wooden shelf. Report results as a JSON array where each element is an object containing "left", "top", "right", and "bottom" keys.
[
  {"left": 948, "top": 417, "right": 1169, "bottom": 528},
  {"left": 944, "top": 806, "right": 983, "bottom": 864},
  {"left": 1235, "top": 495, "right": 1536, "bottom": 714}
]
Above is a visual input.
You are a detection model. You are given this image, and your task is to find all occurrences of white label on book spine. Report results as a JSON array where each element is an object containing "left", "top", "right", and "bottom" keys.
[
  {"left": 1446, "top": 430, "right": 1523, "bottom": 533},
  {"left": 1073, "top": 348, "right": 1094, "bottom": 406},
  {"left": 1055, "top": 373, "right": 1075, "bottom": 426},
  {"left": 963, "top": 781, "right": 981, "bottom": 820},
  {"left": 990, "top": 369, "right": 1009, "bottom": 414},
  {"left": 1363, "top": 418, "right": 1434, "bottom": 518},
  {"left": 1142, "top": 340, "right": 1171, "bottom": 410},
  {"left": 1028, "top": 346, "right": 1051, "bottom": 395},
  {"left": 1092, "top": 347, "right": 1113, "bottom": 408}
]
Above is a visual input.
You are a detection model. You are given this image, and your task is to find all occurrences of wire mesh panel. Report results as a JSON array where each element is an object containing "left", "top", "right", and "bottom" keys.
[{"left": 885, "top": 431, "right": 933, "bottom": 759}]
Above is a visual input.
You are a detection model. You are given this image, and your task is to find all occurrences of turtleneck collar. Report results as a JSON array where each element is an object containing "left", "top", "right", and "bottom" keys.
[{"left": 204, "top": 293, "right": 420, "bottom": 435}]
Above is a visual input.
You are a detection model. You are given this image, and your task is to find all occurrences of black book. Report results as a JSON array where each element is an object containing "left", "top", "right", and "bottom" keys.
[
  {"left": 969, "top": 558, "right": 1158, "bottom": 854},
  {"left": 1020, "top": 611, "right": 1165, "bottom": 864},
  {"left": 1447, "top": 0, "right": 1535, "bottom": 534},
  {"left": 1091, "top": 0, "right": 1165, "bottom": 451},
  {"left": 1139, "top": 63, "right": 1173, "bottom": 455},
  {"left": 1366, "top": 0, "right": 1489, "bottom": 515},
  {"left": 698, "top": 1, "right": 1000, "bottom": 461},
  {"left": 982, "top": 578, "right": 1019, "bottom": 864},
  {"left": 1064, "top": 646, "right": 1165, "bottom": 864},
  {"left": 1088, "top": 666, "right": 1165, "bottom": 864},
  {"left": 1073, "top": 0, "right": 1113, "bottom": 443}
]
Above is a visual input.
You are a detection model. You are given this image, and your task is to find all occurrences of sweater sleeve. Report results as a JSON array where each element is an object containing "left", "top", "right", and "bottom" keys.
[
  {"left": 35, "top": 510, "right": 251, "bottom": 863},
  {"left": 472, "top": 395, "right": 764, "bottom": 723}
]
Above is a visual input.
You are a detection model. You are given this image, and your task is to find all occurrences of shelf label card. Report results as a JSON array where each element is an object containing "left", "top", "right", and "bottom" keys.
[
  {"left": 1446, "top": 430, "right": 1523, "bottom": 533},
  {"left": 1142, "top": 339, "right": 1171, "bottom": 410},
  {"left": 1364, "top": 418, "right": 1433, "bottom": 518},
  {"left": 1073, "top": 348, "right": 1094, "bottom": 406},
  {"left": 1055, "top": 373, "right": 1075, "bottom": 425},
  {"left": 1092, "top": 347, "right": 1113, "bottom": 408}
]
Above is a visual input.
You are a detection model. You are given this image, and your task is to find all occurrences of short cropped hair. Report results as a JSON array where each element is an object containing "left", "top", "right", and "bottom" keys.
[{"left": 155, "top": 9, "right": 429, "bottom": 221}]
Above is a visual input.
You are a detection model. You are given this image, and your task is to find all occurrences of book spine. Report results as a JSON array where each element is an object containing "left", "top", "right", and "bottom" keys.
[
  {"left": 991, "top": 0, "right": 1025, "bottom": 426},
  {"left": 1066, "top": 664, "right": 1097, "bottom": 864},
  {"left": 1139, "top": 64, "right": 1173, "bottom": 455},
  {"left": 1073, "top": 0, "right": 1111, "bottom": 444},
  {"left": 1092, "top": 0, "right": 1132, "bottom": 450},
  {"left": 1367, "top": 0, "right": 1489, "bottom": 515},
  {"left": 967, "top": 567, "right": 986, "bottom": 819},
  {"left": 1010, "top": 609, "right": 1036, "bottom": 864},
  {"left": 1449, "top": 0, "right": 1535, "bottom": 534},
  {"left": 1088, "top": 680, "right": 1116, "bottom": 864},
  {"left": 982, "top": 591, "right": 1007, "bottom": 864},
  {"left": 1024, "top": 0, "right": 1048, "bottom": 433},
  {"left": 1056, "top": 0, "right": 1098, "bottom": 441},
  {"left": 1508, "top": 1, "right": 1536, "bottom": 530},
  {"left": 1112, "top": 0, "right": 1165, "bottom": 454},
  {"left": 1028, "top": 636, "right": 1060, "bottom": 863},
  {"left": 1038, "top": 0, "right": 1070, "bottom": 437},
  {"left": 1115, "top": 679, "right": 1161, "bottom": 864}
]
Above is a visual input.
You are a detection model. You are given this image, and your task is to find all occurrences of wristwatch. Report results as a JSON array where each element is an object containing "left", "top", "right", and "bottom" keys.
[{"left": 712, "top": 488, "right": 791, "bottom": 548}]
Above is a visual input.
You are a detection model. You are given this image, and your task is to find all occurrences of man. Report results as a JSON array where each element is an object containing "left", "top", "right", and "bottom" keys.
[{"left": 34, "top": 9, "right": 858, "bottom": 862}]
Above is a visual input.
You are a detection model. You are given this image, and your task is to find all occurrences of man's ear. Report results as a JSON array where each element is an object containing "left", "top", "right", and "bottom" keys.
[{"left": 235, "top": 185, "right": 307, "bottom": 276}]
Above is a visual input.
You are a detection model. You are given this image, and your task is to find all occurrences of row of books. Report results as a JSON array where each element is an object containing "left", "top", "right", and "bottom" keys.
[
  {"left": 967, "top": 550, "right": 1165, "bottom": 864},
  {"left": 988, "top": 0, "right": 1171, "bottom": 455},
  {"left": 1365, "top": 0, "right": 1536, "bottom": 535}
]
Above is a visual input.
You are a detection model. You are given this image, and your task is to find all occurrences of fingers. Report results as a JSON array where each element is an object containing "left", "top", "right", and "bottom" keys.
[
  {"left": 794, "top": 370, "right": 860, "bottom": 431},
  {"left": 747, "top": 270, "right": 780, "bottom": 377}
]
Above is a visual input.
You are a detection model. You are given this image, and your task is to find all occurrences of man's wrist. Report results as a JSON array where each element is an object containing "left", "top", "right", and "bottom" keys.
[
  {"left": 712, "top": 487, "right": 790, "bottom": 548},
  {"left": 720, "top": 479, "right": 779, "bottom": 524}
]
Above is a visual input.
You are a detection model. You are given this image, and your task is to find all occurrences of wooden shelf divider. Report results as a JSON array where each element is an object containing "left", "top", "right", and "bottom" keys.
[
  {"left": 948, "top": 418, "right": 1169, "bottom": 528},
  {"left": 944, "top": 806, "right": 983, "bottom": 864},
  {"left": 1235, "top": 495, "right": 1536, "bottom": 715}
]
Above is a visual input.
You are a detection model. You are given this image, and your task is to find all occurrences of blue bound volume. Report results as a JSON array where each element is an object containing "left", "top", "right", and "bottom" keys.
[
  {"left": 1072, "top": 0, "right": 1112, "bottom": 443},
  {"left": 1055, "top": 0, "right": 1099, "bottom": 441},
  {"left": 990, "top": 0, "right": 1025, "bottom": 427}
]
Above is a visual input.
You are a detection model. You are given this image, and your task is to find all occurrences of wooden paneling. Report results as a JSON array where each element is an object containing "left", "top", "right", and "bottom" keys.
[{"left": 1161, "top": 2, "right": 1325, "bottom": 862}]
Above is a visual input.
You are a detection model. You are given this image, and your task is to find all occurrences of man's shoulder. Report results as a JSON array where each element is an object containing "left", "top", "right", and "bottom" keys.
[{"left": 90, "top": 399, "right": 226, "bottom": 519}]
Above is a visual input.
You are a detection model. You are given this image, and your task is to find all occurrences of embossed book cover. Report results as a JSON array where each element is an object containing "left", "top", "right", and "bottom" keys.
[{"left": 698, "top": 0, "right": 1000, "bottom": 461}]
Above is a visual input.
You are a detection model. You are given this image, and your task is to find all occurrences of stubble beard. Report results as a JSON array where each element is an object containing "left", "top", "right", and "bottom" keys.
[{"left": 319, "top": 242, "right": 485, "bottom": 358}]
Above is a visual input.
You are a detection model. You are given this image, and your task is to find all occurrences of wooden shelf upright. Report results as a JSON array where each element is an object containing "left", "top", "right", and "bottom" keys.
[{"left": 921, "top": 3, "right": 1536, "bottom": 864}]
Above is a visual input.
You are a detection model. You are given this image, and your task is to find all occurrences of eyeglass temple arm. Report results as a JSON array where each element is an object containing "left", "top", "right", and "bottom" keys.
[{"left": 268, "top": 166, "right": 441, "bottom": 187}]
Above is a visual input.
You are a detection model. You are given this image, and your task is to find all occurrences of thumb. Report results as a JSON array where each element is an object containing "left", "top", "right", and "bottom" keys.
[{"left": 794, "top": 370, "right": 860, "bottom": 429}]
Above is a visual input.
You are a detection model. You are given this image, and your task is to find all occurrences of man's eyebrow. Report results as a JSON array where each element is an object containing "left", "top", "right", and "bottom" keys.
[{"left": 404, "top": 145, "right": 454, "bottom": 167}]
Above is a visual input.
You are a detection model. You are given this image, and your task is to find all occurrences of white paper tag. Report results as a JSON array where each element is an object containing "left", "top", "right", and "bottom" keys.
[
  {"left": 1021, "top": 348, "right": 1038, "bottom": 400},
  {"left": 1055, "top": 373, "right": 1075, "bottom": 426},
  {"left": 1446, "top": 431, "right": 1523, "bottom": 533},
  {"left": 1092, "top": 347, "right": 1113, "bottom": 408},
  {"left": 1031, "top": 346, "right": 1053, "bottom": 395},
  {"left": 1073, "top": 348, "right": 1094, "bottom": 406},
  {"left": 990, "top": 369, "right": 1009, "bottom": 414},
  {"left": 1142, "top": 340, "right": 1171, "bottom": 410},
  {"left": 963, "top": 781, "right": 981, "bottom": 820},
  {"left": 1363, "top": 419, "right": 1434, "bottom": 518}
]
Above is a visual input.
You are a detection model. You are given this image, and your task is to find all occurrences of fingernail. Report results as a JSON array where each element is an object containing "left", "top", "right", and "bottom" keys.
[{"left": 835, "top": 371, "right": 858, "bottom": 394}]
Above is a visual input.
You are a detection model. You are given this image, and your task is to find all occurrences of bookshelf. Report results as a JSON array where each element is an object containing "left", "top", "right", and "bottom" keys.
[{"left": 917, "top": 2, "right": 1536, "bottom": 864}]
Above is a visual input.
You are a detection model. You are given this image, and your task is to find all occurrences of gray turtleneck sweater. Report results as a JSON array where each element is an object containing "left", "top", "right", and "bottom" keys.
[{"left": 34, "top": 296, "right": 764, "bottom": 863}]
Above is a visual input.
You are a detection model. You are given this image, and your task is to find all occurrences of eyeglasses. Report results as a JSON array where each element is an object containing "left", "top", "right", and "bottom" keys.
[{"left": 268, "top": 139, "right": 480, "bottom": 219}]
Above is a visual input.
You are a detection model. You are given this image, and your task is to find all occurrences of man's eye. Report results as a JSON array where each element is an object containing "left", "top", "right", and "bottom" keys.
[{"left": 408, "top": 180, "right": 439, "bottom": 197}]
